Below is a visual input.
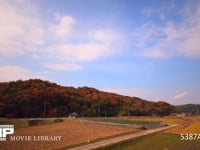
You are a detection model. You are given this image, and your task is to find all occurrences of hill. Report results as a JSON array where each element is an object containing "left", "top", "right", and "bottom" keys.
[
  {"left": 176, "top": 104, "right": 200, "bottom": 115},
  {"left": 0, "top": 79, "right": 176, "bottom": 117}
]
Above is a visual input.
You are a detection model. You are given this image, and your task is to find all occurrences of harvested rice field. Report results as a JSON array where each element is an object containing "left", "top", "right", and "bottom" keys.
[{"left": 0, "top": 118, "right": 135, "bottom": 150}]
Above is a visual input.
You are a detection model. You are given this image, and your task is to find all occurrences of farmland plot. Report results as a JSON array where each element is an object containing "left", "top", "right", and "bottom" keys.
[{"left": 0, "top": 118, "right": 135, "bottom": 150}]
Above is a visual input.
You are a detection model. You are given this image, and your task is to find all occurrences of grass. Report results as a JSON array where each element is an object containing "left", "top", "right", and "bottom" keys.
[
  {"left": 86, "top": 117, "right": 161, "bottom": 126},
  {"left": 0, "top": 118, "right": 29, "bottom": 128},
  {"left": 96, "top": 133, "right": 200, "bottom": 150},
  {"left": 166, "top": 116, "right": 200, "bottom": 134},
  {"left": 183, "top": 122, "right": 200, "bottom": 133},
  {"left": 126, "top": 116, "right": 184, "bottom": 125},
  {"left": 0, "top": 118, "right": 64, "bottom": 128},
  {"left": 85, "top": 117, "right": 169, "bottom": 130},
  {"left": 96, "top": 116, "right": 200, "bottom": 150}
]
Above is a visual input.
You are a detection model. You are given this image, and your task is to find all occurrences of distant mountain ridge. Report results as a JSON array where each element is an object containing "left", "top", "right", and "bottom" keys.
[
  {"left": 176, "top": 104, "right": 200, "bottom": 115},
  {"left": 0, "top": 79, "right": 177, "bottom": 117}
]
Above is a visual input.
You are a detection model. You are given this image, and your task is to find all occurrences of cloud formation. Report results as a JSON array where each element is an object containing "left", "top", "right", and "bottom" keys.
[
  {"left": 135, "top": 4, "right": 200, "bottom": 58},
  {"left": 52, "top": 15, "right": 76, "bottom": 38},
  {"left": 45, "top": 29, "right": 120, "bottom": 63},
  {"left": 173, "top": 92, "right": 189, "bottom": 100},
  {"left": 0, "top": 0, "right": 44, "bottom": 56},
  {"left": 0, "top": 0, "right": 122, "bottom": 74},
  {"left": 0, "top": 66, "right": 38, "bottom": 81},
  {"left": 101, "top": 87, "right": 153, "bottom": 100},
  {"left": 45, "top": 63, "right": 83, "bottom": 71}
]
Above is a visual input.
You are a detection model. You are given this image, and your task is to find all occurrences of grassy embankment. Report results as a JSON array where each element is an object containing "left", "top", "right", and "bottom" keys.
[
  {"left": 96, "top": 116, "right": 200, "bottom": 150},
  {"left": 0, "top": 118, "right": 63, "bottom": 128}
]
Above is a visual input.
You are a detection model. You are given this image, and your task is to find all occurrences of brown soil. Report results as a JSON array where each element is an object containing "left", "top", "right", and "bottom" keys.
[{"left": 0, "top": 119, "right": 134, "bottom": 150}]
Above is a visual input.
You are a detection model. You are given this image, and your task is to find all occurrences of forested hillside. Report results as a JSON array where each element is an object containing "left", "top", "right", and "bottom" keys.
[
  {"left": 176, "top": 104, "right": 200, "bottom": 115},
  {"left": 0, "top": 79, "right": 176, "bottom": 117}
]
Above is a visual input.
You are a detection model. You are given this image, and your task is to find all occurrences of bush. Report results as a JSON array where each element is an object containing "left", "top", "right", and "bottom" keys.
[
  {"left": 54, "top": 118, "right": 63, "bottom": 123},
  {"left": 28, "top": 119, "right": 43, "bottom": 126}
]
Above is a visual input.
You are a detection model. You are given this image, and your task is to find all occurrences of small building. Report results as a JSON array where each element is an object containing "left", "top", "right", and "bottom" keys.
[
  {"left": 177, "top": 113, "right": 186, "bottom": 117},
  {"left": 170, "top": 113, "right": 177, "bottom": 116},
  {"left": 68, "top": 112, "right": 79, "bottom": 118}
]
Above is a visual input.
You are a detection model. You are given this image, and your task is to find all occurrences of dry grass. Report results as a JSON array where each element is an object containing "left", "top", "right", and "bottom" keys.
[
  {"left": 0, "top": 119, "right": 134, "bottom": 150},
  {"left": 182, "top": 122, "right": 200, "bottom": 133},
  {"left": 97, "top": 116, "right": 200, "bottom": 150},
  {"left": 166, "top": 116, "right": 200, "bottom": 134},
  {"left": 126, "top": 116, "right": 183, "bottom": 125}
]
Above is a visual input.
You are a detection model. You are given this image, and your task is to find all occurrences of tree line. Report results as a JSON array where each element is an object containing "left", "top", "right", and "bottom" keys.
[{"left": 0, "top": 79, "right": 177, "bottom": 118}]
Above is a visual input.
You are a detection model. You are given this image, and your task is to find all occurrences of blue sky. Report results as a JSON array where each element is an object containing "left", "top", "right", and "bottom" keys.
[{"left": 0, "top": 0, "right": 200, "bottom": 105}]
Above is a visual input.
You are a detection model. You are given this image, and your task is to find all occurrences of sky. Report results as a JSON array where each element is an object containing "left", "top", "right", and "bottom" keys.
[{"left": 0, "top": 0, "right": 200, "bottom": 105}]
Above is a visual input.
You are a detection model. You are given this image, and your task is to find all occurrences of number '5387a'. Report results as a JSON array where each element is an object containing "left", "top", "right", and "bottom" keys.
[{"left": 180, "top": 133, "right": 200, "bottom": 140}]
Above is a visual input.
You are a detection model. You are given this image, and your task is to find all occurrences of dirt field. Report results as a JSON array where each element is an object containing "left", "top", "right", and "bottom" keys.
[{"left": 0, "top": 119, "right": 134, "bottom": 150}]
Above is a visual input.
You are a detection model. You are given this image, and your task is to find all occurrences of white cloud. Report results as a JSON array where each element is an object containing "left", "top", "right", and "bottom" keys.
[
  {"left": 100, "top": 87, "right": 153, "bottom": 100},
  {"left": 45, "top": 28, "right": 122, "bottom": 63},
  {"left": 173, "top": 92, "right": 189, "bottom": 100},
  {"left": 178, "top": 7, "right": 200, "bottom": 56},
  {"left": 0, "top": 0, "right": 122, "bottom": 72},
  {"left": 136, "top": 4, "right": 200, "bottom": 58},
  {"left": 44, "top": 17, "right": 122, "bottom": 66},
  {"left": 0, "top": 66, "right": 39, "bottom": 81},
  {"left": 45, "top": 28, "right": 122, "bottom": 71},
  {"left": 0, "top": 0, "right": 44, "bottom": 56},
  {"left": 132, "top": 23, "right": 164, "bottom": 47},
  {"left": 45, "top": 43, "right": 109, "bottom": 62},
  {"left": 88, "top": 29, "right": 121, "bottom": 44},
  {"left": 45, "top": 63, "right": 83, "bottom": 71},
  {"left": 52, "top": 15, "right": 76, "bottom": 38},
  {"left": 142, "top": 47, "right": 169, "bottom": 58}
]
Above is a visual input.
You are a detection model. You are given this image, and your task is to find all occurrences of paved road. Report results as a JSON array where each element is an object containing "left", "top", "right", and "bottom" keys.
[{"left": 67, "top": 124, "right": 179, "bottom": 150}]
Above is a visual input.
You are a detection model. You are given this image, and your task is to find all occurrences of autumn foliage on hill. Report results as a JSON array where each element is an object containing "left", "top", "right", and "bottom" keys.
[{"left": 0, "top": 79, "right": 176, "bottom": 118}]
